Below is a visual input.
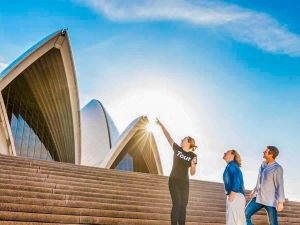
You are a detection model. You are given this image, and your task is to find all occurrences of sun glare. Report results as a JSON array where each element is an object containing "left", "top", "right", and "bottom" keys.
[{"left": 146, "top": 123, "right": 156, "bottom": 132}]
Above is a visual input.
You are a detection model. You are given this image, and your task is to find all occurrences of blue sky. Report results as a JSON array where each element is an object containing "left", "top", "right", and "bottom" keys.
[{"left": 1, "top": 0, "right": 300, "bottom": 201}]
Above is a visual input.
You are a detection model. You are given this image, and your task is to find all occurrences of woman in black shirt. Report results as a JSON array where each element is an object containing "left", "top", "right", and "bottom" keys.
[{"left": 156, "top": 118, "right": 197, "bottom": 225}]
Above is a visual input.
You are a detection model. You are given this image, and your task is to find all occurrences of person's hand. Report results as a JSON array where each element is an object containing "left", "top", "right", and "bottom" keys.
[
  {"left": 249, "top": 190, "right": 256, "bottom": 199},
  {"left": 229, "top": 192, "right": 237, "bottom": 202},
  {"left": 156, "top": 118, "right": 163, "bottom": 127},
  {"left": 276, "top": 202, "right": 284, "bottom": 211},
  {"left": 191, "top": 157, "right": 197, "bottom": 166}
]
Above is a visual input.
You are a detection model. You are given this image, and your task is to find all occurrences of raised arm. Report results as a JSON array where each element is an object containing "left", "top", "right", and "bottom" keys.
[{"left": 156, "top": 118, "right": 174, "bottom": 147}]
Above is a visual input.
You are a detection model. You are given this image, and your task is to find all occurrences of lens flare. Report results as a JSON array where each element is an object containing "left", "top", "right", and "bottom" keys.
[{"left": 147, "top": 123, "right": 156, "bottom": 132}]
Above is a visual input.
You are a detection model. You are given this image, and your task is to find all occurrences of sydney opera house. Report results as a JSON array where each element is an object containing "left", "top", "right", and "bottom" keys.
[{"left": 0, "top": 29, "right": 163, "bottom": 175}]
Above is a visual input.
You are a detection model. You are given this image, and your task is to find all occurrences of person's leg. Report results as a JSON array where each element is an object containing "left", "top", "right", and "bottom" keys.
[
  {"left": 226, "top": 196, "right": 236, "bottom": 225},
  {"left": 244, "top": 198, "right": 264, "bottom": 225},
  {"left": 264, "top": 205, "right": 278, "bottom": 225},
  {"left": 226, "top": 193, "right": 245, "bottom": 225},
  {"left": 241, "top": 195, "right": 247, "bottom": 225},
  {"left": 236, "top": 193, "right": 246, "bottom": 225},
  {"left": 178, "top": 180, "right": 189, "bottom": 225},
  {"left": 169, "top": 177, "right": 181, "bottom": 225}
]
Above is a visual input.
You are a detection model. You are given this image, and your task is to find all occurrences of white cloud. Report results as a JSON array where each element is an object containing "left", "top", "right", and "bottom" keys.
[
  {"left": 73, "top": 0, "right": 300, "bottom": 56},
  {"left": 0, "top": 63, "right": 8, "bottom": 73},
  {"left": 285, "top": 180, "right": 300, "bottom": 202}
]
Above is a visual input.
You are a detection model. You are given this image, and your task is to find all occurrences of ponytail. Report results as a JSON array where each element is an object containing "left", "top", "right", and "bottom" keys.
[
  {"left": 188, "top": 136, "right": 198, "bottom": 151},
  {"left": 231, "top": 149, "right": 242, "bottom": 167}
]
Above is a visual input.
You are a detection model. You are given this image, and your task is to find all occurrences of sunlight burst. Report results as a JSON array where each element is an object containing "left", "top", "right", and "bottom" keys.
[{"left": 146, "top": 123, "right": 156, "bottom": 132}]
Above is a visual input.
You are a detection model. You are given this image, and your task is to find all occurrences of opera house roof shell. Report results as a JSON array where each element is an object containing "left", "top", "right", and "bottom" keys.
[{"left": 0, "top": 29, "right": 81, "bottom": 164}]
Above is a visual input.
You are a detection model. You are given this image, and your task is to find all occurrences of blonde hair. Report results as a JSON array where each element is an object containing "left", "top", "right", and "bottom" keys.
[
  {"left": 231, "top": 149, "right": 242, "bottom": 167},
  {"left": 188, "top": 136, "right": 198, "bottom": 151}
]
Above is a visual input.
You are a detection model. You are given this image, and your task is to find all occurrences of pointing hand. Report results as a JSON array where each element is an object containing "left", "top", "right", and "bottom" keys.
[{"left": 156, "top": 118, "right": 162, "bottom": 126}]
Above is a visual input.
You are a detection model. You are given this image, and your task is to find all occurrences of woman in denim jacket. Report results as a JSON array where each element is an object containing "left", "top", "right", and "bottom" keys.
[{"left": 223, "top": 149, "right": 246, "bottom": 225}]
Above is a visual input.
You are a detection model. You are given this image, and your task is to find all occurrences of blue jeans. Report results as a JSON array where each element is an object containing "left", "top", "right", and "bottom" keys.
[{"left": 245, "top": 198, "right": 278, "bottom": 225}]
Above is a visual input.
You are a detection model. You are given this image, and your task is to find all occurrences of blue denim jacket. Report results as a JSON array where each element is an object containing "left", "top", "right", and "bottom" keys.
[{"left": 223, "top": 161, "right": 245, "bottom": 196}]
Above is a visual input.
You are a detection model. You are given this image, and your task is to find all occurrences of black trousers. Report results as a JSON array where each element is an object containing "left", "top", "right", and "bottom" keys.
[{"left": 168, "top": 177, "right": 190, "bottom": 225}]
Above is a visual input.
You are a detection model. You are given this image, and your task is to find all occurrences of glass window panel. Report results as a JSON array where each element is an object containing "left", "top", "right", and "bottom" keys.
[
  {"left": 11, "top": 114, "right": 18, "bottom": 127},
  {"left": 11, "top": 114, "right": 18, "bottom": 137},
  {"left": 27, "top": 147, "right": 34, "bottom": 158},
  {"left": 28, "top": 130, "right": 36, "bottom": 148},
  {"left": 15, "top": 131, "right": 23, "bottom": 144},
  {"left": 2, "top": 75, "right": 59, "bottom": 162},
  {"left": 46, "top": 151, "right": 54, "bottom": 161},
  {"left": 21, "top": 138, "right": 29, "bottom": 154},
  {"left": 40, "top": 145, "right": 47, "bottom": 160},
  {"left": 17, "top": 116, "right": 25, "bottom": 127},
  {"left": 40, "top": 152, "right": 47, "bottom": 160},
  {"left": 115, "top": 154, "right": 133, "bottom": 171},
  {"left": 15, "top": 149, "right": 21, "bottom": 155},
  {"left": 34, "top": 137, "right": 42, "bottom": 158},
  {"left": 20, "top": 150, "right": 27, "bottom": 157},
  {"left": 23, "top": 122, "right": 30, "bottom": 136}
]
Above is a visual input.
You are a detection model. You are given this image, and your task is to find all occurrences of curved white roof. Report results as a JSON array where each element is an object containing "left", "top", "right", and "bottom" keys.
[
  {"left": 100, "top": 116, "right": 163, "bottom": 175},
  {"left": 0, "top": 29, "right": 81, "bottom": 164},
  {"left": 81, "top": 99, "right": 119, "bottom": 166}
]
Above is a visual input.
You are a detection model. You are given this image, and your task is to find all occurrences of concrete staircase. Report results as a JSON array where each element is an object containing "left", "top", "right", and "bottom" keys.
[{"left": 0, "top": 154, "right": 299, "bottom": 225}]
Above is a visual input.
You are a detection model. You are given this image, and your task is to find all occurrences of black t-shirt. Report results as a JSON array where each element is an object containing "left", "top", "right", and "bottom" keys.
[{"left": 170, "top": 143, "right": 197, "bottom": 180}]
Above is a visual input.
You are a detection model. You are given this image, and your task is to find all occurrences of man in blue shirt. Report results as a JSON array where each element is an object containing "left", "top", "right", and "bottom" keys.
[
  {"left": 245, "top": 146, "right": 285, "bottom": 225},
  {"left": 223, "top": 149, "right": 246, "bottom": 225}
]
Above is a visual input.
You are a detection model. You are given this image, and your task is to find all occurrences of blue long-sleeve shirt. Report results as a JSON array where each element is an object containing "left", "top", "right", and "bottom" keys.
[
  {"left": 253, "top": 161, "right": 285, "bottom": 207},
  {"left": 223, "top": 161, "right": 245, "bottom": 196}
]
